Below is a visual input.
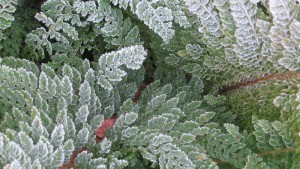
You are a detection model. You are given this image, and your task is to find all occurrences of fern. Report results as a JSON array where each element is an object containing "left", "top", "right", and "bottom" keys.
[
  {"left": 160, "top": 0, "right": 191, "bottom": 28},
  {"left": 214, "top": 0, "right": 236, "bottom": 47},
  {"left": 1, "top": 0, "right": 300, "bottom": 168},
  {"left": 97, "top": 45, "right": 147, "bottom": 90},
  {"left": 0, "top": 55, "right": 145, "bottom": 168},
  {"left": 0, "top": 0, "right": 18, "bottom": 30},
  {"left": 186, "top": 0, "right": 222, "bottom": 49},
  {"left": 268, "top": 0, "right": 298, "bottom": 68},
  {"left": 229, "top": 0, "right": 260, "bottom": 66},
  {"left": 135, "top": 0, "right": 174, "bottom": 43},
  {"left": 24, "top": 0, "right": 142, "bottom": 60},
  {"left": 0, "top": 0, "right": 18, "bottom": 50},
  {"left": 279, "top": 19, "right": 300, "bottom": 71}
]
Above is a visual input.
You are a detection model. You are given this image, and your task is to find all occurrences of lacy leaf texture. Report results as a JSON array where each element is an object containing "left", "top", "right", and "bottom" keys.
[{"left": 0, "top": 0, "right": 300, "bottom": 168}]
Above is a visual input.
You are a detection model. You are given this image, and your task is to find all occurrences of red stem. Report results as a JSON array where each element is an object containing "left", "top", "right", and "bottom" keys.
[{"left": 220, "top": 71, "right": 300, "bottom": 93}]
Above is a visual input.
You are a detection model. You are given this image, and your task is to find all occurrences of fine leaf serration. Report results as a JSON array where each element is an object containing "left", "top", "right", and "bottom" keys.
[{"left": 0, "top": 0, "right": 300, "bottom": 168}]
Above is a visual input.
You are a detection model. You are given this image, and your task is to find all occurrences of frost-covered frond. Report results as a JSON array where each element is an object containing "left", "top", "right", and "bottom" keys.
[
  {"left": 73, "top": 0, "right": 104, "bottom": 23},
  {"left": 0, "top": 61, "right": 295, "bottom": 168},
  {"left": 97, "top": 45, "right": 147, "bottom": 90},
  {"left": 252, "top": 116, "right": 294, "bottom": 150},
  {"left": 229, "top": 0, "right": 260, "bottom": 66},
  {"left": 279, "top": 19, "right": 300, "bottom": 71},
  {"left": 214, "top": 0, "right": 236, "bottom": 47},
  {"left": 244, "top": 154, "right": 270, "bottom": 169},
  {"left": 35, "top": 12, "right": 79, "bottom": 41},
  {"left": 110, "top": 0, "right": 191, "bottom": 22},
  {"left": 267, "top": 25, "right": 287, "bottom": 67},
  {"left": 160, "top": 0, "right": 191, "bottom": 28},
  {"left": 0, "top": 0, "right": 18, "bottom": 30},
  {"left": 97, "top": 3, "right": 142, "bottom": 49},
  {"left": 206, "top": 123, "right": 273, "bottom": 168},
  {"left": 268, "top": 0, "right": 298, "bottom": 68},
  {"left": 25, "top": 0, "right": 141, "bottom": 60},
  {"left": 110, "top": 76, "right": 218, "bottom": 168},
  {"left": 269, "top": 0, "right": 297, "bottom": 28},
  {"left": 0, "top": 57, "right": 39, "bottom": 75},
  {"left": 0, "top": 0, "right": 18, "bottom": 49},
  {"left": 109, "top": 72, "right": 284, "bottom": 168},
  {"left": 256, "top": 19, "right": 271, "bottom": 58},
  {"left": 0, "top": 56, "right": 145, "bottom": 168},
  {"left": 0, "top": 65, "right": 38, "bottom": 92},
  {"left": 1, "top": 0, "right": 300, "bottom": 168},
  {"left": 112, "top": 0, "right": 186, "bottom": 42},
  {"left": 110, "top": 0, "right": 134, "bottom": 10},
  {"left": 290, "top": 19, "right": 300, "bottom": 45},
  {"left": 136, "top": 0, "right": 174, "bottom": 43},
  {"left": 186, "top": 0, "right": 222, "bottom": 49},
  {"left": 24, "top": 0, "right": 81, "bottom": 59},
  {"left": 186, "top": 0, "right": 221, "bottom": 37}
]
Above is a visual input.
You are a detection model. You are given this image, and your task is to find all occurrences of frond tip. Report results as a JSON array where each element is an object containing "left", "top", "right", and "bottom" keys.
[
  {"left": 98, "top": 45, "right": 147, "bottom": 90},
  {"left": 136, "top": 0, "right": 174, "bottom": 43}
]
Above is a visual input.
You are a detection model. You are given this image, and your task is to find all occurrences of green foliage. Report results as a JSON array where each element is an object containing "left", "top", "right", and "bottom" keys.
[
  {"left": 226, "top": 82, "right": 282, "bottom": 131},
  {"left": 0, "top": 0, "right": 300, "bottom": 168},
  {"left": 135, "top": 0, "right": 174, "bottom": 43},
  {"left": 0, "top": 0, "right": 18, "bottom": 50},
  {"left": 1, "top": 7, "right": 40, "bottom": 57},
  {"left": 0, "top": 54, "right": 145, "bottom": 168},
  {"left": 97, "top": 45, "right": 146, "bottom": 90},
  {"left": 22, "top": 0, "right": 144, "bottom": 61},
  {"left": 0, "top": 0, "right": 18, "bottom": 31}
]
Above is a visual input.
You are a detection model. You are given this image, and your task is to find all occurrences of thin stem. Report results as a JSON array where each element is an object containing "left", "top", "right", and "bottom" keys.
[{"left": 220, "top": 71, "right": 300, "bottom": 94}]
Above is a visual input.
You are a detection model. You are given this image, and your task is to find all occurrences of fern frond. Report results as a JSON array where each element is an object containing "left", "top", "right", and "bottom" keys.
[
  {"left": 0, "top": 0, "right": 18, "bottom": 30},
  {"left": 229, "top": 0, "right": 260, "bottom": 66},
  {"left": 279, "top": 19, "right": 300, "bottom": 71},
  {"left": 136, "top": 0, "right": 174, "bottom": 43},
  {"left": 161, "top": 0, "right": 191, "bottom": 28},
  {"left": 98, "top": 45, "right": 147, "bottom": 90},
  {"left": 110, "top": 0, "right": 133, "bottom": 10},
  {"left": 268, "top": 0, "right": 298, "bottom": 68},
  {"left": 0, "top": 0, "right": 18, "bottom": 50},
  {"left": 256, "top": 19, "right": 271, "bottom": 58},
  {"left": 186, "top": 0, "right": 222, "bottom": 49},
  {"left": 214, "top": 0, "right": 236, "bottom": 47}
]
